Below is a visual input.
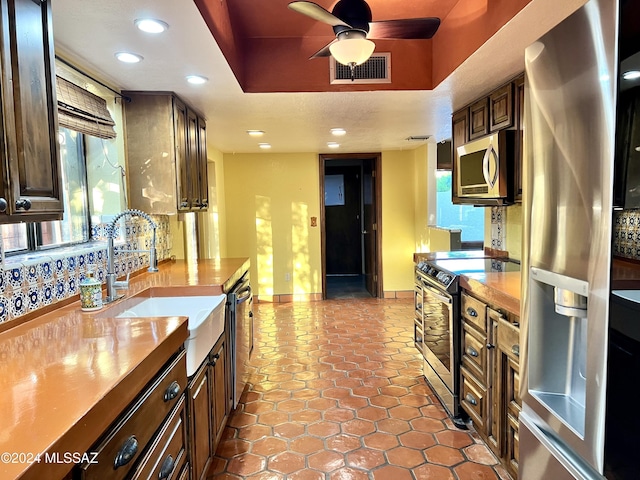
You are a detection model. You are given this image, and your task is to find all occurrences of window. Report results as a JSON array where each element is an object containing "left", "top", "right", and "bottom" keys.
[
  {"left": 436, "top": 170, "right": 484, "bottom": 245},
  {"left": 0, "top": 127, "right": 90, "bottom": 254}
]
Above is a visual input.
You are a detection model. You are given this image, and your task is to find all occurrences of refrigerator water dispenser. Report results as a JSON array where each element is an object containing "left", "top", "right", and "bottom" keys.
[{"left": 528, "top": 267, "right": 589, "bottom": 438}]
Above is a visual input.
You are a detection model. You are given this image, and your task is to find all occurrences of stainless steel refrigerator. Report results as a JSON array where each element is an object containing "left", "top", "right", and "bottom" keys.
[{"left": 520, "top": 0, "right": 617, "bottom": 478}]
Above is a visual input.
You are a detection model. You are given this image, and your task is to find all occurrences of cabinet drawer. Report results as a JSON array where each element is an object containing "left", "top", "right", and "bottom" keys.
[
  {"left": 77, "top": 350, "right": 187, "bottom": 480},
  {"left": 461, "top": 293, "right": 487, "bottom": 332},
  {"left": 460, "top": 367, "right": 487, "bottom": 429},
  {"left": 461, "top": 322, "right": 487, "bottom": 383},
  {"left": 131, "top": 396, "right": 188, "bottom": 480},
  {"left": 498, "top": 317, "right": 520, "bottom": 362}
]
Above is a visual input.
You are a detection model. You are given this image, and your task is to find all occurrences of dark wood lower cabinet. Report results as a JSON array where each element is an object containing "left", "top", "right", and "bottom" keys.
[
  {"left": 189, "top": 362, "right": 213, "bottom": 480},
  {"left": 210, "top": 339, "right": 228, "bottom": 448},
  {"left": 459, "top": 291, "right": 521, "bottom": 478},
  {"left": 188, "top": 334, "right": 229, "bottom": 480}
]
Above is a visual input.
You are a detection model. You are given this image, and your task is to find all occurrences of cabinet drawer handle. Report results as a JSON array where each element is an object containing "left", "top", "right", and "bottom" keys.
[
  {"left": 466, "top": 307, "right": 478, "bottom": 318},
  {"left": 486, "top": 343, "right": 495, "bottom": 350},
  {"left": 465, "top": 393, "right": 478, "bottom": 406},
  {"left": 512, "top": 345, "right": 520, "bottom": 357},
  {"left": 179, "top": 201, "right": 189, "bottom": 208},
  {"left": 0, "top": 198, "right": 7, "bottom": 213},
  {"left": 113, "top": 435, "right": 138, "bottom": 469},
  {"left": 466, "top": 346, "right": 479, "bottom": 357},
  {"left": 209, "top": 353, "right": 220, "bottom": 367},
  {"left": 159, "top": 454, "right": 175, "bottom": 479},
  {"left": 164, "top": 381, "right": 181, "bottom": 402},
  {"left": 15, "top": 198, "right": 31, "bottom": 211}
]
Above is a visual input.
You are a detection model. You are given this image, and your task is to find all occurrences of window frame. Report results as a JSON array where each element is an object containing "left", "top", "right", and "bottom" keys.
[{"left": 2, "top": 128, "right": 91, "bottom": 257}]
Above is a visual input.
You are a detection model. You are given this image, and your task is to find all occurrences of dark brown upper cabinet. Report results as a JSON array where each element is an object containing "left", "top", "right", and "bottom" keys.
[
  {"left": 123, "top": 92, "right": 209, "bottom": 214},
  {"left": 489, "top": 83, "right": 515, "bottom": 131},
  {"left": 0, "top": 0, "right": 63, "bottom": 222},
  {"left": 469, "top": 98, "right": 489, "bottom": 140},
  {"left": 451, "top": 74, "right": 524, "bottom": 205}
]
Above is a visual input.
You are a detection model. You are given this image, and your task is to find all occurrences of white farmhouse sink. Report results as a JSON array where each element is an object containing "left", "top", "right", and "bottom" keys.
[{"left": 116, "top": 295, "right": 227, "bottom": 376}]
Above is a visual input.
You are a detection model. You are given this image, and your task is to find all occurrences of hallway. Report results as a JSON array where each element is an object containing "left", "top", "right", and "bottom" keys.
[{"left": 208, "top": 298, "right": 512, "bottom": 479}]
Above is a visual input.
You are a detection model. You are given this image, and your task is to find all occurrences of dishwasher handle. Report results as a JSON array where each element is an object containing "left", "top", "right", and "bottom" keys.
[{"left": 236, "top": 285, "right": 252, "bottom": 304}]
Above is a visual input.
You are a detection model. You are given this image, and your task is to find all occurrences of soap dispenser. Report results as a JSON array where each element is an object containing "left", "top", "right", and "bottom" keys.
[{"left": 80, "top": 268, "right": 103, "bottom": 311}]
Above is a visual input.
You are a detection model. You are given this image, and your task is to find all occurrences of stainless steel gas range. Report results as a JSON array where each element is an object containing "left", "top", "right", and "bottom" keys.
[{"left": 414, "top": 253, "right": 519, "bottom": 428}]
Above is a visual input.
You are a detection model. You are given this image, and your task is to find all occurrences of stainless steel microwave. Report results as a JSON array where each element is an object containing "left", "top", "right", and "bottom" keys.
[{"left": 455, "top": 130, "right": 515, "bottom": 202}]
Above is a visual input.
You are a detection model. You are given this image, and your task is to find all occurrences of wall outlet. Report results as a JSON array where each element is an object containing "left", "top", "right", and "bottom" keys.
[{"left": 285, "top": 272, "right": 291, "bottom": 282}]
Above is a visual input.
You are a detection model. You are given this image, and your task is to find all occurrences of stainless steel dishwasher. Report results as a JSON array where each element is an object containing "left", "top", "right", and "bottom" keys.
[{"left": 226, "top": 271, "right": 253, "bottom": 409}]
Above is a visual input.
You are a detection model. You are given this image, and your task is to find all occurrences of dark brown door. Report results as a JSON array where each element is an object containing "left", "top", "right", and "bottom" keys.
[
  {"left": 320, "top": 153, "right": 382, "bottom": 298},
  {"left": 325, "top": 165, "right": 361, "bottom": 274},
  {"left": 363, "top": 161, "right": 377, "bottom": 296}
]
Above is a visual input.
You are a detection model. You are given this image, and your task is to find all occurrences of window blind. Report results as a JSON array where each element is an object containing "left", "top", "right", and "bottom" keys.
[{"left": 56, "top": 76, "right": 117, "bottom": 139}]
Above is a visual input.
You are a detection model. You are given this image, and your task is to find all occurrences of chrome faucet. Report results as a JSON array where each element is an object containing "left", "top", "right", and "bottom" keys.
[{"left": 104, "top": 209, "right": 159, "bottom": 303}]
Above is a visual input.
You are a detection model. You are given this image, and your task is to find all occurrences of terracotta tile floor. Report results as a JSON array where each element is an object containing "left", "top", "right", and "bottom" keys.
[{"left": 208, "top": 298, "right": 512, "bottom": 480}]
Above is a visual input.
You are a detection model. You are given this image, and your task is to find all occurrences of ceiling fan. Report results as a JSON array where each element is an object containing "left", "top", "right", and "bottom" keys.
[{"left": 288, "top": 0, "right": 441, "bottom": 76}]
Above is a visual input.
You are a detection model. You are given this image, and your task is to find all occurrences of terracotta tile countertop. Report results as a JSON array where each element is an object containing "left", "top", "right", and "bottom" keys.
[
  {"left": 0, "top": 257, "right": 249, "bottom": 480},
  {"left": 460, "top": 271, "right": 521, "bottom": 317}
]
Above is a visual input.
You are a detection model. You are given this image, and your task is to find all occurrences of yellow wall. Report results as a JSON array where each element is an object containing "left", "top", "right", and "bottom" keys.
[
  {"left": 198, "top": 146, "right": 226, "bottom": 259},
  {"left": 413, "top": 144, "right": 430, "bottom": 253},
  {"left": 223, "top": 152, "right": 322, "bottom": 297},
  {"left": 506, "top": 204, "right": 523, "bottom": 261},
  {"left": 382, "top": 149, "right": 422, "bottom": 292},
  {"left": 221, "top": 148, "right": 429, "bottom": 297}
]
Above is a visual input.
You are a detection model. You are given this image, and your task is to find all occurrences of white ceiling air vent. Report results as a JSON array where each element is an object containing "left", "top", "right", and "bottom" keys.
[{"left": 330, "top": 53, "right": 391, "bottom": 84}]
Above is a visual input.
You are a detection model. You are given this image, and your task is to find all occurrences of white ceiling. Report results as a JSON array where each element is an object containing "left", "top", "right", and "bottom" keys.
[{"left": 51, "top": 0, "right": 586, "bottom": 154}]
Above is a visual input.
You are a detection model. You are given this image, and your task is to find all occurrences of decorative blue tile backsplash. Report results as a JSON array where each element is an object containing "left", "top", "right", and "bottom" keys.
[
  {"left": 0, "top": 215, "right": 171, "bottom": 324},
  {"left": 613, "top": 209, "right": 640, "bottom": 260},
  {"left": 491, "top": 206, "right": 507, "bottom": 250}
]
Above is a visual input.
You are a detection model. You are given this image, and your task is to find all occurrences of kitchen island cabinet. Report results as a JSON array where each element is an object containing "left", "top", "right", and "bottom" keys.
[
  {"left": 0, "top": 257, "right": 248, "bottom": 480},
  {"left": 0, "top": 0, "right": 63, "bottom": 222}
]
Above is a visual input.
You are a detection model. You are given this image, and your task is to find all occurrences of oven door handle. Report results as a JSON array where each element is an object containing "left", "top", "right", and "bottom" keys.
[{"left": 422, "top": 284, "right": 452, "bottom": 304}]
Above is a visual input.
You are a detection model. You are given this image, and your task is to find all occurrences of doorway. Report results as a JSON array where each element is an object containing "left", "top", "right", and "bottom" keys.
[{"left": 320, "top": 153, "right": 382, "bottom": 299}]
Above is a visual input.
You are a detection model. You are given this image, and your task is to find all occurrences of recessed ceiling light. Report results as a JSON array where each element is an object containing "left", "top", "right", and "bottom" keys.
[
  {"left": 115, "top": 52, "right": 143, "bottom": 63},
  {"left": 134, "top": 18, "right": 169, "bottom": 34},
  {"left": 247, "top": 130, "right": 265, "bottom": 137},
  {"left": 186, "top": 75, "right": 208, "bottom": 85},
  {"left": 327, "top": 142, "right": 340, "bottom": 149},
  {"left": 623, "top": 70, "right": 640, "bottom": 80},
  {"left": 330, "top": 128, "right": 346, "bottom": 136},
  {"left": 259, "top": 143, "right": 271, "bottom": 149}
]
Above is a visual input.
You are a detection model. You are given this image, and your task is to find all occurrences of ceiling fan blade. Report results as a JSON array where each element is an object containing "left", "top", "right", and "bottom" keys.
[
  {"left": 310, "top": 40, "right": 336, "bottom": 59},
  {"left": 367, "top": 18, "right": 441, "bottom": 39},
  {"left": 288, "top": 1, "right": 352, "bottom": 28}
]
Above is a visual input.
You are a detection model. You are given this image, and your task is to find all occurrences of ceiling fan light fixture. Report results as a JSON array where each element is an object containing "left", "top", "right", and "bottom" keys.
[{"left": 329, "top": 34, "right": 375, "bottom": 68}]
